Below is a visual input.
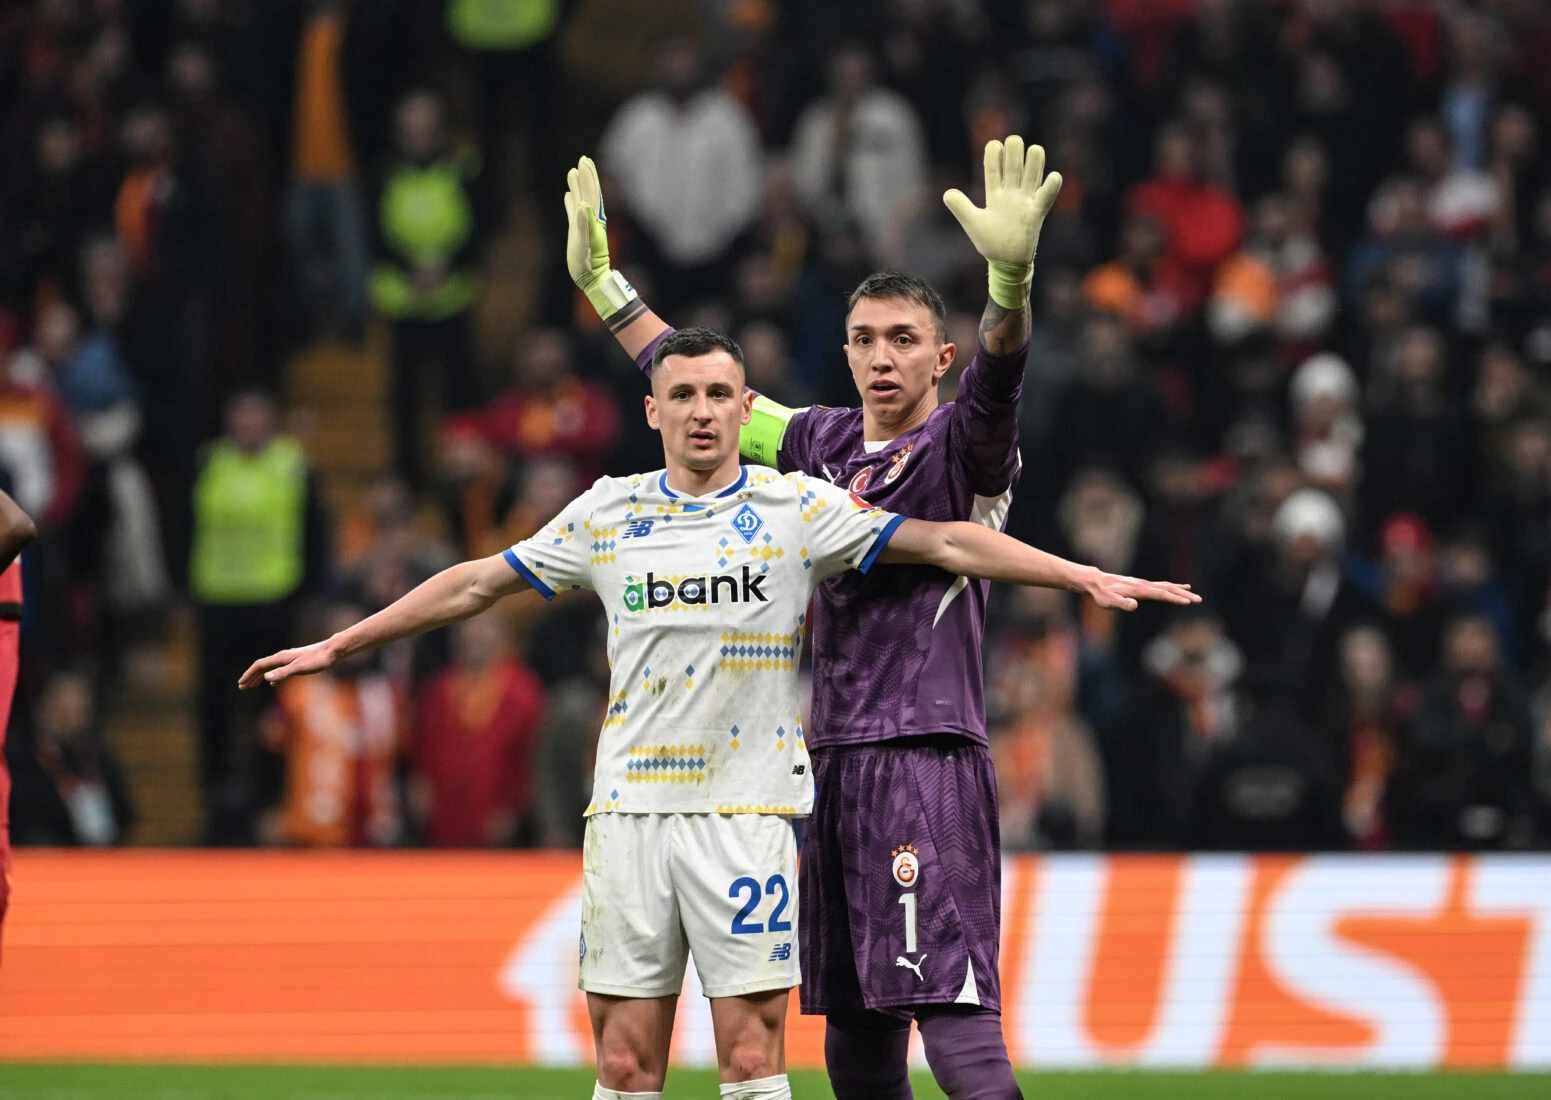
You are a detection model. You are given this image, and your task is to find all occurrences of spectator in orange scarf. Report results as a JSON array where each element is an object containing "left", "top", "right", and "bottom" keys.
[{"left": 261, "top": 601, "right": 403, "bottom": 847}]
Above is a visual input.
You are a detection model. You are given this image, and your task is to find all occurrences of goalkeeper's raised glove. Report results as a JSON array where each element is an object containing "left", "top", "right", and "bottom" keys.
[
  {"left": 942, "top": 135, "right": 1063, "bottom": 310},
  {"left": 564, "top": 155, "right": 639, "bottom": 321}
]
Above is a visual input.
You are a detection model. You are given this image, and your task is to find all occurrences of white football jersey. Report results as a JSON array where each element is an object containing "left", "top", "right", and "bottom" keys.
[{"left": 505, "top": 466, "right": 903, "bottom": 816}]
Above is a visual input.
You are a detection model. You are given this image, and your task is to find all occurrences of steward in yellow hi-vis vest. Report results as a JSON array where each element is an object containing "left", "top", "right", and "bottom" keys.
[
  {"left": 367, "top": 151, "right": 481, "bottom": 322},
  {"left": 190, "top": 392, "right": 329, "bottom": 844},
  {"left": 369, "top": 90, "right": 483, "bottom": 490},
  {"left": 446, "top": 0, "right": 558, "bottom": 51},
  {"left": 189, "top": 435, "right": 311, "bottom": 606}
]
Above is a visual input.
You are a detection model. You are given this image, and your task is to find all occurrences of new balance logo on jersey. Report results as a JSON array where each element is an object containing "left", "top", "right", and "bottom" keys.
[
  {"left": 622, "top": 519, "right": 656, "bottom": 539},
  {"left": 769, "top": 943, "right": 792, "bottom": 962},
  {"left": 622, "top": 567, "right": 769, "bottom": 614},
  {"left": 896, "top": 954, "right": 927, "bottom": 981}
]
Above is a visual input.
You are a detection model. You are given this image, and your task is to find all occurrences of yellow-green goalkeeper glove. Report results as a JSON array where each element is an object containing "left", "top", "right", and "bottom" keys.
[
  {"left": 942, "top": 136, "right": 1064, "bottom": 310},
  {"left": 564, "top": 155, "right": 638, "bottom": 321}
]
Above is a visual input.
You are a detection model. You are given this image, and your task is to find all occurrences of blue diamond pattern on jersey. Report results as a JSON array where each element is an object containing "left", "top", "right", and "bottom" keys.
[
  {"left": 719, "top": 641, "right": 798, "bottom": 661},
  {"left": 626, "top": 750, "right": 709, "bottom": 775},
  {"left": 730, "top": 502, "right": 764, "bottom": 544}
]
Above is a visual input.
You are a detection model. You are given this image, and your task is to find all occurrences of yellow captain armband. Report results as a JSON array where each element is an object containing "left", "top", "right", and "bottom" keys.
[{"left": 740, "top": 396, "right": 803, "bottom": 468}]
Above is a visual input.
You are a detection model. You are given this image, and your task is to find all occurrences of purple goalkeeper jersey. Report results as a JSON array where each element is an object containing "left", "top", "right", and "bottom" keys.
[{"left": 638, "top": 332, "right": 1026, "bottom": 749}]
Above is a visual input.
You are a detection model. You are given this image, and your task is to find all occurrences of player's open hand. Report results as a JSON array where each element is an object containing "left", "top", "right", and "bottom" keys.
[
  {"left": 238, "top": 639, "right": 339, "bottom": 690},
  {"left": 942, "top": 135, "right": 1063, "bottom": 269},
  {"left": 1084, "top": 571, "right": 1201, "bottom": 612},
  {"left": 564, "top": 155, "right": 611, "bottom": 290}
]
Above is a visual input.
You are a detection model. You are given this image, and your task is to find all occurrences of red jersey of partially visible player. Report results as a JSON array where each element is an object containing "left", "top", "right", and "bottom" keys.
[{"left": 0, "top": 558, "right": 22, "bottom": 959}]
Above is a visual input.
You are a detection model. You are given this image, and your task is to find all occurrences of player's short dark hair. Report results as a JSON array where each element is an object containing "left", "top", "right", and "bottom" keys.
[
  {"left": 846, "top": 270, "right": 949, "bottom": 342},
  {"left": 650, "top": 326, "right": 745, "bottom": 375}
]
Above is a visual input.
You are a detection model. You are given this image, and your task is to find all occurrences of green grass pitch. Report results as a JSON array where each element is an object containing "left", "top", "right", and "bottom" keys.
[{"left": 0, "top": 1065, "right": 1548, "bottom": 1099}]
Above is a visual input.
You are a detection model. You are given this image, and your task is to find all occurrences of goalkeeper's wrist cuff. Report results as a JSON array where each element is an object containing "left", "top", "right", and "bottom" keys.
[
  {"left": 987, "top": 260, "right": 1034, "bottom": 311},
  {"left": 580, "top": 268, "right": 638, "bottom": 321}
]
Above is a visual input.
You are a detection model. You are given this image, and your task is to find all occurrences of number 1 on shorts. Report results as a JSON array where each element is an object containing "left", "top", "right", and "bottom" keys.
[{"left": 898, "top": 892, "right": 917, "bottom": 954}]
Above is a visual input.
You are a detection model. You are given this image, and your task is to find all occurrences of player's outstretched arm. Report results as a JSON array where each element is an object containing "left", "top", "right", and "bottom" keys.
[
  {"left": 943, "top": 135, "right": 1062, "bottom": 355},
  {"left": 879, "top": 519, "right": 1198, "bottom": 611},
  {"left": 237, "top": 554, "right": 530, "bottom": 689},
  {"left": 0, "top": 488, "right": 37, "bottom": 573},
  {"left": 565, "top": 155, "right": 669, "bottom": 361}
]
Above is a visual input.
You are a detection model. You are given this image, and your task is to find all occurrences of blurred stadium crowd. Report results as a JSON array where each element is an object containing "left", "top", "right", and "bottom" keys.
[{"left": 2, "top": 0, "right": 1551, "bottom": 853}]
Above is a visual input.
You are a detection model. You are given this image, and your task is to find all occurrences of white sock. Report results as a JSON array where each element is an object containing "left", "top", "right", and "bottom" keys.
[
  {"left": 719, "top": 1074, "right": 792, "bottom": 1100},
  {"left": 592, "top": 1085, "right": 662, "bottom": 1100}
]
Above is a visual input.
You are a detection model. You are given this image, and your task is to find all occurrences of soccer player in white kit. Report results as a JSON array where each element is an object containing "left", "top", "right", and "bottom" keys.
[{"left": 240, "top": 329, "right": 1196, "bottom": 1100}]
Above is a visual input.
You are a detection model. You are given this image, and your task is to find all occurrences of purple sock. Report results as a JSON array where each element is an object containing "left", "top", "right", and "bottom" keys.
[
  {"left": 917, "top": 1007, "right": 1021, "bottom": 1100},
  {"left": 824, "top": 1011, "right": 913, "bottom": 1100}
]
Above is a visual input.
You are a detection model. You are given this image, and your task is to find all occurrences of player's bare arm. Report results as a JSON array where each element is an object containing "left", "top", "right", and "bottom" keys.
[
  {"left": 0, "top": 489, "right": 37, "bottom": 573},
  {"left": 237, "top": 553, "right": 529, "bottom": 689},
  {"left": 943, "top": 135, "right": 1062, "bottom": 355},
  {"left": 881, "top": 518, "right": 1198, "bottom": 611}
]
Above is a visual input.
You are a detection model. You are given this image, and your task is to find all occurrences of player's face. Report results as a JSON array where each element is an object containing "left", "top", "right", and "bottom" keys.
[
  {"left": 645, "top": 351, "right": 754, "bottom": 474},
  {"left": 845, "top": 297, "right": 955, "bottom": 434}
]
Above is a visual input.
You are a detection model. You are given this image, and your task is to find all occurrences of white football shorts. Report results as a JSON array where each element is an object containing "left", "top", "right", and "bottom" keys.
[{"left": 578, "top": 812, "right": 800, "bottom": 999}]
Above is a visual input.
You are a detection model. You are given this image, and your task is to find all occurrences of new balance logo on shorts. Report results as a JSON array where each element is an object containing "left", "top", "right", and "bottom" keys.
[{"left": 769, "top": 943, "right": 792, "bottom": 962}]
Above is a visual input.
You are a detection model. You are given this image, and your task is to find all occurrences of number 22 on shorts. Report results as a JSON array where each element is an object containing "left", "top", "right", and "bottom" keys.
[{"left": 729, "top": 874, "right": 792, "bottom": 934}]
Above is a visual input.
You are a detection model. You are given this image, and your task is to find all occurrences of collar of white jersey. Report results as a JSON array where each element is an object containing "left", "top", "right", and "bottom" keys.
[{"left": 659, "top": 465, "right": 748, "bottom": 503}]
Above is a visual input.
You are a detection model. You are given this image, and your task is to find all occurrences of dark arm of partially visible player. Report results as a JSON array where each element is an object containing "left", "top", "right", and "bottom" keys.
[
  {"left": 238, "top": 554, "right": 532, "bottom": 688},
  {"left": 0, "top": 488, "right": 37, "bottom": 573},
  {"left": 878, "top": 518, "right": 1199, "bottom": 611}
]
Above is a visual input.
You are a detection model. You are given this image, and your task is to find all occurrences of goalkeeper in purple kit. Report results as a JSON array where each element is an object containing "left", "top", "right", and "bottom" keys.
[{"left": 567, "top": 138, "right": 1195, "bottom": 1098}]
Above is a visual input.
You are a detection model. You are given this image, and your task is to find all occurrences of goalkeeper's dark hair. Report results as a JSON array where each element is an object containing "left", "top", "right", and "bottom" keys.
[
  {"left": 847, "top": 270, "right": 949, "bottom": 342},
  {"left": 650, "top": 326, "right": 745, "bottom": 374}
]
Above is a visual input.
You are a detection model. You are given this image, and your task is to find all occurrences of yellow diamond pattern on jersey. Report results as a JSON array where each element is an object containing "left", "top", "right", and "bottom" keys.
[
  {"left": 625, "top": 744, "right": 709, "bottom": 784},
  {"left": 602, "top": 689, "right": 628, "bottom": 729},
  {"left": 587, "top": 523, "right": 620, "bottom": 566},
  {"left": 715, "top": 803, "right": 800, "bottom": 815},
  {"left": 718, "top": 629, "right": 799, "bottom": 673}
]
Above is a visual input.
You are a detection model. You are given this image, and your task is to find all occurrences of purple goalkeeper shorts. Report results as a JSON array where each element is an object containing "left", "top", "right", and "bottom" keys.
[{"left": 799, "top": 736, "right": 1003, "bottom": 1017}]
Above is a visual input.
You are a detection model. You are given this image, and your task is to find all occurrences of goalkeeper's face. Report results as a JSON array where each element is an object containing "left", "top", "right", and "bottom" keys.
[
  {"left": 645, "top": 351, "right": 755, "bottom": 474},
  {"left": 845, "top": 297, "right": 954, "bottom": 433}
]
